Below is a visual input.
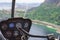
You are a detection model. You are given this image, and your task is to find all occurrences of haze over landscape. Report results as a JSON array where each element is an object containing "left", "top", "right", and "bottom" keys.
[
  {"left": 0, "top": 3, "right": 41, "bottom": 10},
  {"left": 0, "top": 0, "right": 45, "bottom": 10}
]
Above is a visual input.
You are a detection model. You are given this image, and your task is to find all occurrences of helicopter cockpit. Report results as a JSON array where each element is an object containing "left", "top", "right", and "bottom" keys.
[
  {"left": 0, "top": 0, "right": 59, "bottom": 40},
  {"left": 0, "top": 18, "right": 32, "bottom": 40}
]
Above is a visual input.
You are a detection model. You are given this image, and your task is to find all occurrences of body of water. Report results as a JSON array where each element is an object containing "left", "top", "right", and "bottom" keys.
[{"left": 28, "top": 24, "right": 60, "bottom": 40}]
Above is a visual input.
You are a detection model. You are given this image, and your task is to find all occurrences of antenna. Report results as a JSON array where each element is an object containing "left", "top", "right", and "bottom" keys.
[{"left": 11, "top": 0, "right": 16, "bottom": 18}]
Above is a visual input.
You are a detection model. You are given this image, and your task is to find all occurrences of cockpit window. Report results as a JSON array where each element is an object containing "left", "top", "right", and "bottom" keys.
[
  {"left": 15, "top": 0, "right": 60, "bottom": 39},
  {"left": 0, "top": 0, "right": 12, "bottom": 19},
  {"left": 0, "top": 0, "right": 60, "bottom": 40},
  {"left": 15, "top": 0, "right": 45, "bottom": 17}
]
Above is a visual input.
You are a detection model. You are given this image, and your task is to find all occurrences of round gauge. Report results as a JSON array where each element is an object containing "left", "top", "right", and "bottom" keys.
[
  {"left": 16, "top": 23, "right": 22, "bottom": 28},
  {"left": 14, "top": 31, "right": 19, "bottom": 36},
  {"left": 4, "top": 31, "right": 12, "bottom": 38},
  {"left": 9, "top": 23, "right": 14, "bottom": 28},
  {"left": 24, "top": 22, "right": 29, "bottom": 27},
  {"left": 1, "top": 24, "right": 7, "bottom": 30}
]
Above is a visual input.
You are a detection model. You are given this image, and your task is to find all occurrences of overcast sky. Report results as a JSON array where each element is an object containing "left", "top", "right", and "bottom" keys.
[{"left": 0, "top": 0, "right": 45, "bottom": 3}]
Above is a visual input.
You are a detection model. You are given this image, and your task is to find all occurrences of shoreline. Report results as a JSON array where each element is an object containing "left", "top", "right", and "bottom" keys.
[{"left": 32, "top": 22, "right": 60, "bottom": 34}]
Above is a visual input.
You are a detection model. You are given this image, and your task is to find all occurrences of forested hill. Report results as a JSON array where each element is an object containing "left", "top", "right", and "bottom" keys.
[{"left": 26, "top": 0, "right": 60, "bottom": 25}]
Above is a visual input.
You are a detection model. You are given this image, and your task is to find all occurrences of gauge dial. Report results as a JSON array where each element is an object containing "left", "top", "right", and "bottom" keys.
[
  {"left": 1, "top": 24, "right": 7, "bottom": 30},
  {"left": 16, "top": 23, "right": 22, "bottom": 28},
  {"left": 4, "top": 31, "right": 12, "bottom": 38},
  {"left": 9, "top": 23, "right": 14, "bottom": 28},
  {"left": 14, "top": 31, "right": 19, "bottom": 36},
  {"left": 24, "top": 22, "right": 29, "bottom": 27}
]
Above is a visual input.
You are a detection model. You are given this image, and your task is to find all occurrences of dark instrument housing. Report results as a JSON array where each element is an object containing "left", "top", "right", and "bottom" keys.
[{"left": 0, "top": 18, "right": 32, "bottom": 40}]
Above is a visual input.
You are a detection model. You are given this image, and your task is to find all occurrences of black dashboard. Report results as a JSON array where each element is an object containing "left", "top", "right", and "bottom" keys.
[{"left": 0, "top": 18, "right": 32, "bottom": 40}]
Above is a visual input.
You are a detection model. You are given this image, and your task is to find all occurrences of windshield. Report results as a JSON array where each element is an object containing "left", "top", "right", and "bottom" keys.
[
  {"left": 0, "top": 0, "right": 12, "bottom": 20},
  {"left": 15, "top": 0, "right": 60, "bottom": 39},
  {"left": 0, "top": 0, "right": 60, "bottom": 40},
  {"left": 15, "top": 0, "right": 44, "bottom": 17}
]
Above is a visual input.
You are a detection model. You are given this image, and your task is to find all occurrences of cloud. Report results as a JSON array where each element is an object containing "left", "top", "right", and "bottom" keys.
[
  {"left": 0, "top": 0, "right": 45, "bottom": 3},
  {"left": 0, "top": 0, "right": 12, "bottom": 3},
  {"left": 16, "top": 0, "right": 45, "bottom": 3}
]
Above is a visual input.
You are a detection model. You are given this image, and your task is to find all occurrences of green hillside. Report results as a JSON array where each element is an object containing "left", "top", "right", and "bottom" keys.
[{"left": 26, "top": 0, "right": 60, "bottom": 25}]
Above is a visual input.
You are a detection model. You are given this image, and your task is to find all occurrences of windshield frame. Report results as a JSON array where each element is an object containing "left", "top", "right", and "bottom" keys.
[{"left": 11, "top": 0, "right": 16, "bottom": 18}]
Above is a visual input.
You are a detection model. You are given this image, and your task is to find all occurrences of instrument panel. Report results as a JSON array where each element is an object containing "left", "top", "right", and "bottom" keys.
[{"left": 0, "top": 18, "right": 32, "bottom": 40}]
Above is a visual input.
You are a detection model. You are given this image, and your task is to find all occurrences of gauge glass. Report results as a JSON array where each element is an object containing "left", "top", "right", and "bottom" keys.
[
  {"left": 14, "top": 31, "right": 19, "bottom": 36},
  {"left": 1, "top": 24, "right": 7, "bottom": 30},
  {"left": 9, "top": 23, "right": 14, "bottom": 28},
  {"left": 5, "top": 31, "right": 12, "bottom": 37},
  {"left": 16, "top": 23, "right": 22, "bottom": 28},
  {"left": 24, "top": 22, "right": 29, "bottom": 27}
]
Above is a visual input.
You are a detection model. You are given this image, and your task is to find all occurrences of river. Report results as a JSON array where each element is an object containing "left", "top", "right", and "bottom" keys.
[{"left": 28, "top": 24, "right": 60, "bottom": 40}]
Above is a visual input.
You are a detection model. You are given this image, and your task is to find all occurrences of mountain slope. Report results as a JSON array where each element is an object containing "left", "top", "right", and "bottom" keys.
[{"left": 26, "top": 0, "right": 60, "bottom": 25}]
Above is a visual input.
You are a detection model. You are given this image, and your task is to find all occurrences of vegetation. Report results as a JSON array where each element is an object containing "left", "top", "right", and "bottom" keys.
[
  {"left": 0, "top": 1, "right": 60, "bottom": 25},
  {"left": 0, "top": 10, "right": 11, "bottom": 19},
  {"left": 26, "top": 3, "right": 60, "bottom": 25}
]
